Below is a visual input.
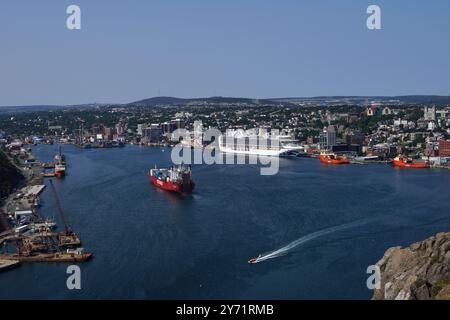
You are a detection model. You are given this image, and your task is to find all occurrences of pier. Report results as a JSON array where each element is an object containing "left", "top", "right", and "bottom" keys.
[
  {"left": 0, "top": 252, "right": 92, "bottom": 263},
  {"left": 0, "top": 259, "right": 20, "bottom": 272}
]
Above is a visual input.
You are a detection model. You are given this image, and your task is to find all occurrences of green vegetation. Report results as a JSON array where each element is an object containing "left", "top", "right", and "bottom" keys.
[
  {"left": 433, "top": 278, "right": 450, "bottom": 299},
  {"left": 349, "top": 116, "right": 379, "bottom": 134},
  {"left": 434, "top": 279, "right": 450, "bottom": 291},
  {"left": 406, "top": 108, "right": 424, "bottom": 122}
]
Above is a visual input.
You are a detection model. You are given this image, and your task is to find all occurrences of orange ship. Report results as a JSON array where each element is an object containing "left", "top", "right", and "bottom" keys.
[
  {"left": 319, "top": 152, "right": 350, "bottom": 165},
  {"left": 392, "top": 156, "right": 430, "bottom": 169}
]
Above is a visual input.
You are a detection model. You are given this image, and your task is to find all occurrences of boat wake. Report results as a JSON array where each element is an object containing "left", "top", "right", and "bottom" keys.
[{"left": 251, "top": 218, "right": 374, "bottom": 264}]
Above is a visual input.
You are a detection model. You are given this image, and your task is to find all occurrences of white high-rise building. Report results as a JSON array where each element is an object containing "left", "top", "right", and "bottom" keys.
[
  {"left": 424, "top": 106, "right": 436, "bottom": 122},
  {"left": 326, "top": 125, "right": 337, "bottom": 147},
  {"left": 319, "top": 125, "right": 336, "bottom": 149}
]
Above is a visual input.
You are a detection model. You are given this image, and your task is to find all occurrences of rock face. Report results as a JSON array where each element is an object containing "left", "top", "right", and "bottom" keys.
[
  {"left": 373, "top": 232, "right": 450, "bottom": 300},
  {"left": 0, "top": 150, "right": 24, "bottom": 200}
]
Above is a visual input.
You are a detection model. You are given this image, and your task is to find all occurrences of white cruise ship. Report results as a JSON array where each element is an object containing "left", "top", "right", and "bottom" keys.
[{"left": 218, "top": 129, "right": 304, "bottom": 156}]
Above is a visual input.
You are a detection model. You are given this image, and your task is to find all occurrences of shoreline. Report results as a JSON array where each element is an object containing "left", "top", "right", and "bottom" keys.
[{"left": 0, "top": 145, "right": 92, "bottom": 265}]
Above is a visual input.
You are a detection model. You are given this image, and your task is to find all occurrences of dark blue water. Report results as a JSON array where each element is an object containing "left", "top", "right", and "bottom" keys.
[{"left": 1, "top": 145, "right": 450, "bottom": 299}]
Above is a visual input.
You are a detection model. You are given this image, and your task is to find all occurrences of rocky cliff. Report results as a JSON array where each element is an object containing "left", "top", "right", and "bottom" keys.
[
  {"left": 373, "top": 232, "right": 450, "bottom": 300},
  {"left": 0, "top": 150, "right": 24, "bottom": 200}
]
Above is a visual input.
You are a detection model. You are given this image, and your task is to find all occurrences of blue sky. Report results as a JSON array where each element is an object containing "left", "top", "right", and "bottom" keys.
[{"left": 1, "top": 0, "right": 449, "bottom": 106}]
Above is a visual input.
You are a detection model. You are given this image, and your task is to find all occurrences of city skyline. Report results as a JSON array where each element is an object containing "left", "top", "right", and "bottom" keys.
[{"left": 1, "top": 0, "right": 450, "bottom": 106}]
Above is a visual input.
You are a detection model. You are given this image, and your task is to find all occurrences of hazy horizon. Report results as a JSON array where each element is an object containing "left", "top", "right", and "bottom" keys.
[
  {"left": 1, "top": 0, "right": 450, "bottom": 106},
  {"left": 3, "top": 93, "right": 450, "bottom": 108}
]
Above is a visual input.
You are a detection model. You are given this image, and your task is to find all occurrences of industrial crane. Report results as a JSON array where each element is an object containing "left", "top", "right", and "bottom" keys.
[{"left": 49, "top": 180, "right": 81, "bottom": 247}]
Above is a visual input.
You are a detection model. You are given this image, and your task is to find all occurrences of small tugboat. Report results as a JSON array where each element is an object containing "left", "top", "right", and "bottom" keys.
[
  {"left": 392, "top": 156, "right": 430, "bottom": 169},
  {"left": 319, "top": 152, "right": 350, "bottom": 165},
  {"left": 148, "top": 165, "right": 195, "bottom": 194}
]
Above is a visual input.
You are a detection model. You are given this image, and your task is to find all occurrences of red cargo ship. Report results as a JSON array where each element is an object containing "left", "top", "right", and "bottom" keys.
[
  {"left": 392, "top": 156, "right": 430, "bottom": 169},
  {"left": 148, "top": 165, "right": 195, "bottom": 194}
]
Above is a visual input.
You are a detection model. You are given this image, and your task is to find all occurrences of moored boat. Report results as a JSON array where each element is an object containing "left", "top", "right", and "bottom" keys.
[
  {"left": 218, "top": 130, "right": 303, "bottom": 156},
  {"left": 54, "top": 164, "right": 66, "bottom": 177},
  {"left": 319, "top": 152, "right": 350, "bottom": 165},
  {"left": 54, "top": 146, "right": 66, "bottom": 177},
  {"left": 392, "top": 156, "right": 430, "bottom": 169}
]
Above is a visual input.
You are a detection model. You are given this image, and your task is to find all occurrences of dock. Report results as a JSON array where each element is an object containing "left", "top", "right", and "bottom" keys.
[
  {"left": 0, "top": 259, "right": 20, "bottom": 273},
  {"left": 43, "top": 172, "right": 55, "bottom": 178},
  {"left": 23, "top": 185, "right": 46, "bottom": 198},
  {"left": 0, "top": 252, "right": 93, "bottom": 263}
]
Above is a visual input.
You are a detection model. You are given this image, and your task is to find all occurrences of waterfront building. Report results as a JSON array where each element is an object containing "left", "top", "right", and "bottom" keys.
[
  {"left": 171, "top": 119, "right": 185, "bottom": 130},
  {"left": 115, "top": 122, "right": 125, "bottom": 136},
  {"left": 143, "top": 125, "right": 163, "bottom": 143},
  {"left": 104, "top": 127, "right": 117, "bottom": 141},
  {"left": 345, "top": 131, "right": 365, "bottom": 146},
  {"left": 319, "top": 131, "right": 327, "bottom": 149},
  {"left": 326, "top": 125, "right": 337, "bottom": 147},
  {"left": 319, "top": 125, "right": 336, "bottom": 149},
  {"left": 425, "top": 142, "right": 439, "bottom": 157},
  {"left": 137, "top": 124, "right": 148, "bottom": 136},
  {"left": 439, "top": 140, "right": 450, "bottom": 157},
  {"left": 161, "top": 122, "right": 172, "bottom": 134}
]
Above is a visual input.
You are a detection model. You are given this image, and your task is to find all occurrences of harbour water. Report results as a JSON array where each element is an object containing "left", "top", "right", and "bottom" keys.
[{"left": 1, "top": 144, "right": 449, "bottom": 299}]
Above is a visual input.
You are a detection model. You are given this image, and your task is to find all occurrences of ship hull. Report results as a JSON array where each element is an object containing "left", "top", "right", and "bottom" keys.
[
  {"left": 319, "top": 155, "right": 350, "bottom": 165},
  {"left": 148, "top": 174, "right": 194, "bottom": 194},
  {"left": 219, "top": 145, "right": 285, "bottom": 156},
  {"left": 54, "top": 170, "right": 66, "bottom": 178},
  {"left": 1, "top": 253, "right": 92, "bottom": 263},
  {"left": 392, "top": 160, "right": 430, "bottom": 169}
]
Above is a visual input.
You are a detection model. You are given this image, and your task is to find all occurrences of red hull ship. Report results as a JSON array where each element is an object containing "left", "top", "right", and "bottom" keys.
[
  {"left": 319, "top": 152, "right": 350, "bottom": 165},
  {"left": 54, "top": 146, "right": 66, "bottom": 178},
  {"left": 148, "top": 166, "right": 195, "bottom": 194},
  {"left": 392, "top": 156, "right": 430, "bottom": 169}
]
